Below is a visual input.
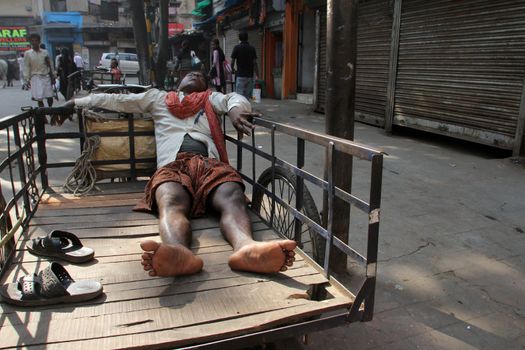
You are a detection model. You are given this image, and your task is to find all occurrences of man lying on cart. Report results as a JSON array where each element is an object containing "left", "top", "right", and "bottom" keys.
[{"left": 61, "top": 71, "right": 297, "bottom": 277}]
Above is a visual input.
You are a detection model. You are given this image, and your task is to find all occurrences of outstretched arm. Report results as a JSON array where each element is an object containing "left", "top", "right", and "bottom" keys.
[{"left": 228, "top": 107, "right": 260, "bottom": 137}]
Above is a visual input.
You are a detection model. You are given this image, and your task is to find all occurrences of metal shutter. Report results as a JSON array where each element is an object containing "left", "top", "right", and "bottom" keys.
[
  {"left": 247, "top": 28, "right": 263, "bottom": 67},
  {"left": 355, "top": 0, "right": 393, "bottom": 127},
  {"left": 394, "top": 0, "right": 525, "bottom": 149},
  {"left": 315, "top": 7, "right": 327, "bottom": 113},
  {"left": 223, "top": 29, "right": 238, "bottom": 61}
]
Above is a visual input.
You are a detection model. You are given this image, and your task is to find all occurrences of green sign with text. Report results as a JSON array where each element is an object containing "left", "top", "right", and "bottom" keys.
[{"left": 0, "top": 26, "right": 30, "bottom": 51}]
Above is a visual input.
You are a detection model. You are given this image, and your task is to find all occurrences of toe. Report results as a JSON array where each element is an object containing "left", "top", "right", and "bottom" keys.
[
  {"left": 280, "top": 240, "right": 297, "bottom": 252},
  {"left": 140, "top": 240, "right": 160, "bottom": 252},
  {"left": 141, "top": 252, "right": 153, "bottom": 261}
]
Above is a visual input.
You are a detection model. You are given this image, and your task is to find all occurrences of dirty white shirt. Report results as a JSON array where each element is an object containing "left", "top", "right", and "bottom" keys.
[
  {"left": 75, "top": 89, "right": 251, "bottom": 168},
  {"left": 23, "top": 48, "right": 53, "bottom": 78}
]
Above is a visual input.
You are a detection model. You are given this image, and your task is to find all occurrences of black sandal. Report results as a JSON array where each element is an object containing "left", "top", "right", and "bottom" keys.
[
  {"left": 0, "top": 262, "right": 103, "bottom": 306},
  {"left": 27, "top": 230, "right": 94, "bottom": 263}
]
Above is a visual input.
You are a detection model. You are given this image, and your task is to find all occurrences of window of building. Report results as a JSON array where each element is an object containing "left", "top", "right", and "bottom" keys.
[{"left": 50, "top": 0, "right": 67, "bottom": 12}]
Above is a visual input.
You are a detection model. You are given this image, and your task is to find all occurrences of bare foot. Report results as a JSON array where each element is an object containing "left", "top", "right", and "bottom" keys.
[
  {"left": 228, "top": 240, "right": 297, "bottom": 274},
  {"left": 140, "top": 240, "right": 203, "bottom": 277}
]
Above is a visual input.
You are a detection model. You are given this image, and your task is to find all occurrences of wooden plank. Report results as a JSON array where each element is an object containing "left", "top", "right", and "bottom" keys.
[
  {"left": 40, "top": 297, "right": 349, "bottom": 349},
  {"left": 0, "top": 183, "right": 353, "bottom": 348},
  {"left": 32, "top": 205, "right": 140, "bottom": 217},
  {"left": 7, "top": 237, "right": 308, "bottom": 286},
  {"left": 17, "top": 227, "right": 280, "bottom": 259},
  {"left": 29, "top": 209, "right": 260, "bottom": 227},
  {"left": 0, "top": 273, "right": 347, "bottom": 348},
  {"left": 1, "top": 264, "right": 323, "bottom": 321},
  {"left": 30, "top": 213, "right": 156, "bottom": 226},
  {"left": 48, "top": 181, "right": 147, "bottom": 195},
  {"left": 37, "top": 198, "right": 140, "bottom": 210},
  {"left": 22, "top": 219, "right": 268, "bottom": 241},
  {"left": 40, "top": 191, "right": 144, "bottom": 204}
]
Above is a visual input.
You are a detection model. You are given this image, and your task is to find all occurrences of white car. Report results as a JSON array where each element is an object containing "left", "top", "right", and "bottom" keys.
[{"left": 97, "top": 52, "right": 139, "bottom": 75}]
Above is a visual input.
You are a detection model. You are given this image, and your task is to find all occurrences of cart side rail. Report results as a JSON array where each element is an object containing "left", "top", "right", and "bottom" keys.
[
  {"left": 0, "top": 110, "right": 46, "bottom": 276},
  {"left": 226, "top": 116, "right": 384, "bottom": 323}
]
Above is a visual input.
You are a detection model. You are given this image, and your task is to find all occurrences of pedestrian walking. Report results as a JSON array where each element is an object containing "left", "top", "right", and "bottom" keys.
[
  {"left": 18, "top": 53, "right": 26, "bottom": 89},
  {"left": 209, "top": 38, "right": 226, "bottom": 93},
  {"left": 73, "top": 51, "right": 84, "bottom": 91},
  {"left": 56, "top": 48, "right": 76, "bottom": 100},
  {"left": 23, "top": 33, "right": 55, "bottom": 112},
  {"left": 231, "top": 31, "right": 259, "bottom": 100}
]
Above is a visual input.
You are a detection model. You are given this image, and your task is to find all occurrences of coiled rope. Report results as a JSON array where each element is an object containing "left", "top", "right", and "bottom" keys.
[{"left": 63, "top": 134, "right": 101, "bottom": 196}]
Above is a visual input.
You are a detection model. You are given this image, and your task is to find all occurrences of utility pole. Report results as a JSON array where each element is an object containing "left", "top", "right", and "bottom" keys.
[
  {"left": 130, "top": 0, "right": 151, "bottom": 84},
  {"left": 154, "top": 0, "right": 169, "bottom": 88},
  {"left": 324, "top": 0, "right": 358, "bottom": 274}
]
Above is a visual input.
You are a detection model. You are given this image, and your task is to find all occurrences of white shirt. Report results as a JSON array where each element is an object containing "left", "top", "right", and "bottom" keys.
[
  {"left": 23, "top": 48, "right": 53, "bottom": 78},
  {"left": 75, "top": 89, "right": 251, "bottom": 168},
  {"left": 74, "top": 54, "right": 84, "bottom": 69}
]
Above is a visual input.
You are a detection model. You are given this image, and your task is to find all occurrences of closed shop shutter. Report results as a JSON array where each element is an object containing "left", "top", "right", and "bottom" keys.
[
  {"left": 355, "top": 0, "right": 393, "bottom": 127},
  {"left": 315, "top": 7, "right": 327, "bottom": 113},
  {"left": 223, "top": 28, "right": 238, "bottom": 61},
  {"left": 247, "top": 28, "right": 263, "bottom": 68},
  {"left": 394, "top": 0, "right": 525, "bottom": 149}
]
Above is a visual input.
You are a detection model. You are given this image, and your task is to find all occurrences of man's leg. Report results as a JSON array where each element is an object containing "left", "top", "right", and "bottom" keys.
[
  {"left": 209, "top": 182, "right": 297, "bottom": 274},
  {"left": 140, "top": 182, "right": 203, "bottom": 277}
]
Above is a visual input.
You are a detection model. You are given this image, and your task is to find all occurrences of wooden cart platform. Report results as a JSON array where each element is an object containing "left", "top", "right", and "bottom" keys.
[{"left": 1, "top": 183, "right": 354, "bottom": 349}]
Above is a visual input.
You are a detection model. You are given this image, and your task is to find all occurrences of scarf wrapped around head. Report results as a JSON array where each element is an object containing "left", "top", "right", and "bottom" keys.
[{"left": 165, "top": 90, "right": 229, "bottom": 164}]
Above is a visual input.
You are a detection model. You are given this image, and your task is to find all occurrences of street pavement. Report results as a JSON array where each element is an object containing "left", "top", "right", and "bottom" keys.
[{"left": 1, "top": 82, "right": 525, "bottom": 349}]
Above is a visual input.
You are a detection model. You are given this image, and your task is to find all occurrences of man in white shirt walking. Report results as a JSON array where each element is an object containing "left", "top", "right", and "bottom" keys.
[
  {"left": 23, "top": 33, "right": 55, "bottom": 109},
  {"left": 61, "top": 71, "right": 297, "bottom": 277}
]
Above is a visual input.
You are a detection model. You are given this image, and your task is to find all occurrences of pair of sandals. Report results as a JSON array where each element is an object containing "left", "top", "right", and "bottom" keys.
[{"left": 0, "top": 230, "right": 103, "bottom": 307}]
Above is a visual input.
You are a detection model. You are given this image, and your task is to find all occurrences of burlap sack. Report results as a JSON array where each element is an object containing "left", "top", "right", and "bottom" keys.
[{"left": 85, "top": 115, "right": 156, "bottom": 173}]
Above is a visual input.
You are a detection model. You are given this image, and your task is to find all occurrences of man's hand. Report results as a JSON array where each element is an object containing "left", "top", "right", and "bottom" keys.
[
  {"left": 49, "top": 100, "right": 76, "bottom": 126},
  {"left": 228, "top": 107, "right": 260, "bottom": 138}
]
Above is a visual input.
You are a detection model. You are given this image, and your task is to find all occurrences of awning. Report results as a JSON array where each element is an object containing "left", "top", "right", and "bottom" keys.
[
  {"left": 191, "top": 0, "right": 211, "bottom": 17},
  {"left": 193, "top": 0, "right": 245, "bottom": 29}
]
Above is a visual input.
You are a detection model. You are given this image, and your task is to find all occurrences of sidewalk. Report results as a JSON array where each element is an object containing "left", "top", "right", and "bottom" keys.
[{"left": 254, "top": 98, "right": 525, "bottom": 349}]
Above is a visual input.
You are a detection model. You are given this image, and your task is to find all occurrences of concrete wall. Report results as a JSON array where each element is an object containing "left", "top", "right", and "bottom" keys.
[
  {"left": 0, "top": 0, "right": 34, "bottom": 16},
  {"left": 67, "top": 0, "right": 88, "bottom": 13}
]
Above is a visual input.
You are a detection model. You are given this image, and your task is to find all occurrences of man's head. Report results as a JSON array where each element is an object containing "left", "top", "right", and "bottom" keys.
[
  {"left": 29, "top": 33, "right": 41, "bottom": 51},
  {"left": 181, "top": 39, "right": 190, "bottom": 50},
  {"left": 238, "top": 31, "right": 248, "bottom": 42},
  {"left": 110, "top": 58, "right": 119, "bottom": 69},
  {"left": 178, "top": 71, "right": 208, "bottom": 93},
  {"left": 212, "top": 38, "right": 220, "bottom": 49}
]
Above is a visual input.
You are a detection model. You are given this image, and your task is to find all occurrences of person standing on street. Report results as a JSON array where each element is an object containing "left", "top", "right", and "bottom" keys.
[
  {"left": 73, "top": 51, "right": 84, "bottom": 91},
  {"left": 18, "top": 53, "right": 26, "bottom": 89},
  {"left": 56, "top": 48, "right": 76, "bottom": 100},
  {"left": 23, "top": 33, "right": 55, "bottom": 110},
  {"left": 209, "top": 38, "right": 226, "bottom": 93},
  {"left": 231, "top": 31, "right": 259, "bottom": 100}
]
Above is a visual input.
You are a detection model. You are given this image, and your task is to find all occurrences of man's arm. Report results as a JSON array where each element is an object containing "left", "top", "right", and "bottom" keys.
[
  {"left": 64, "top": 89, "right": 160, "bottom": 114},
  {"left": 23, "top": 52, "right": 30, "bottom": 81},
  {"left": 209, "top": 92, "right": 259, "bottom": 137}
]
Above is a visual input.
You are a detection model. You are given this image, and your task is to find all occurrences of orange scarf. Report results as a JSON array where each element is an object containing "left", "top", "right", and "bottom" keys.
[{"left": 165, "top": 90, "right": 228, "bottom": 164}]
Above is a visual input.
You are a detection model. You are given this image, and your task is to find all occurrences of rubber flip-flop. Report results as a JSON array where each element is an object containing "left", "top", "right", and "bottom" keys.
[
  {"left": 0, "top": 262, "right": 103, "bottom": 307},
  {"left": 27, "top": 230, "right": 94, "bottom": 263}
]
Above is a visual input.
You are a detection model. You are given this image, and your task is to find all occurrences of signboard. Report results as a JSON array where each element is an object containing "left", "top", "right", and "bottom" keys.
[
  {"left": 168, "top": 23, "right": 185, "bottom": 37},
  {"left": 0, "top": 26, "right": 30, "bottom": 51}
]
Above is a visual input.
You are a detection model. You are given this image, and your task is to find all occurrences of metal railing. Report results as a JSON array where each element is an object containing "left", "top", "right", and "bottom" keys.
[
  {"left": 0, "top": 110, "right": 46, "bottom": 275},
  {"left": 226, "top": 116, "right": 384, "bottom": 323}
]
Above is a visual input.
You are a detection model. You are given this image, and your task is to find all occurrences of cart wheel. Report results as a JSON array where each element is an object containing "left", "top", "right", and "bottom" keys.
[{"left": 251, "top": 166, "right": 325, "bottom": 264}]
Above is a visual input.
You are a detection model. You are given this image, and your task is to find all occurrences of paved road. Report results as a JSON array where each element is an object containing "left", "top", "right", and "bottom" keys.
[{"left": 1, "top": 82, "right": 525, "bottom": 349}]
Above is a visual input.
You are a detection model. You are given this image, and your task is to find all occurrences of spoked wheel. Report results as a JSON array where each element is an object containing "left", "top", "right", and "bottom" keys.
[{"left": 251, "top": 166, "right": 325, "bottom": 264}]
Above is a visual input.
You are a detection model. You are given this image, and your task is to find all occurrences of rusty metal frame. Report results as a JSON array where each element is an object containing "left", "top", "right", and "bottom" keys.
[{"left": 217, "top": 118, "right": 384, "bottom": 349}]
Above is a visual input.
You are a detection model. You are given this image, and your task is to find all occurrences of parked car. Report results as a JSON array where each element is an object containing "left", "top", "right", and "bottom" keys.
[{"left": 97, "top": 52, "right": 139, "bottom": 75}]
